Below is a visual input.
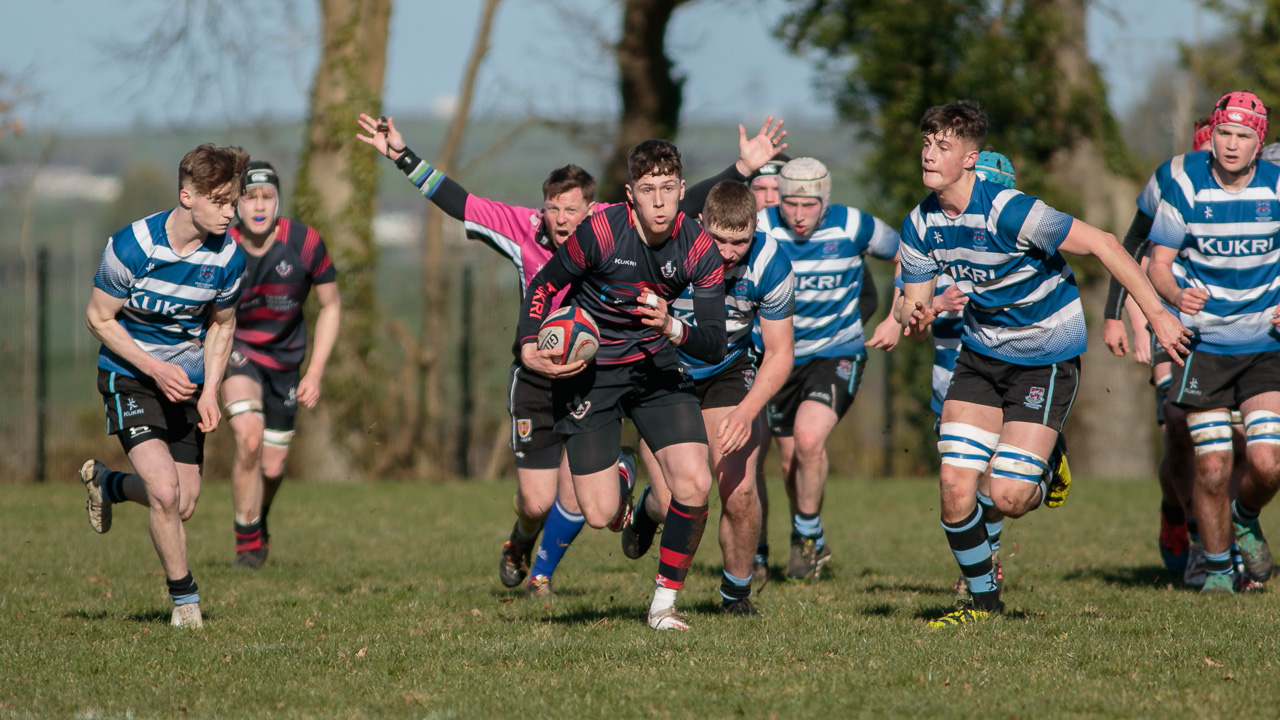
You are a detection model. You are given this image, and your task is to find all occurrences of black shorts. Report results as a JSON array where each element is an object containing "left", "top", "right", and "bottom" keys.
[
  {"left": 552, "top": 348, "right": 700, "bottom": 436},
  {"left": 1171, "top": 349, "right": 1280, "bottom": 411},
  {"left": 766, "top": 356, "right": 864, "bottom": 436},
  {"left": 508, "top": 362, "right": 564, "bottom": 462},
  {"left": 693, "top": 350, "right": 758, "bottom": 410},
  {"left": 97, "top": 369, "right": 204, "bottom": 465},
  {"left": 226, "top": 350, "right": 300, "bottom": 431},
  {"left": 944, "top": 348, "right": 1080, "bottom": 431}
]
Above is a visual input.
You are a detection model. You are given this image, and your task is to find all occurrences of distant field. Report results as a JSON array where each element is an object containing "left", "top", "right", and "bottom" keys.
[{"left": 5, "top": 476, "right": 1279, "bottom": 719}]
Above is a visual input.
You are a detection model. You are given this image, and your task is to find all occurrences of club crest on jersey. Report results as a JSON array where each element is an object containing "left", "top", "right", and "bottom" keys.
[
  {"left": 570, "top": 401, "right": 591, "bottom": 420},
  {"left": 195, "top": 264, "right": 216, "bottom": 288},
  {"left": 1258, "top": 201, "right": 1273, "bottom": 220},
  {"left": 516, "top": 419, "right": 532, "bottom": 439},
  {"left": 836, "top": 359, "right": 854, "bottom": 381},
  {"left": 1023, "top": 386, "right": 1046, "bottom": 410},
  {"left": 661, "top": 260, "right": 676, "bottom": 279},
  {"left": 742, "top": 367, "right": 756, "bottom": 390},
  {"left": 733, "top": 279, "right": 749, "bottom": 295},
  {"left": 823, "top": 240, "right": 840, "bottom": 256},
  {"left": 972, "top": 228, "right": 988, "bottom": 249},
  {"left": 276, "top": 260, "right": 293, "bottom": 277}
]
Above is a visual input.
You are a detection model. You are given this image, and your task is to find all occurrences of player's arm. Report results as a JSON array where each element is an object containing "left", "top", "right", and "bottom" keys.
[
  {"left": 1101, "top": 209, "right": 1154, "bottom": 356},
  {"left": 867, "top": 256, "right": 904, "bottom": 351},
  {"left": 1147, "top": 244, "right": 1205, "bottom": 314},
  {"left": 1058, "top": 218, "right": 1190, "bottom": 362},
  {"left": 899, "top": 278, "right": 938, "bottom": 339},
  {"left": 356, "top": 113, "right": 468, "bottom": 220},
  {"left": 86, "top": 288, "right": 196, "bottom": 402},
  {"left": 717, "top": 315, "right": 793, "bottom": 454},
  {"left": 517, "top": 238, "right": 591, "bottom": 378},
  {"left": 297, "top": 282, "right": 341, "bottom": 409},
  {"left": 197, "top": 305, "right": 237, "bottom": 432},
  {"left": 680, "top": 117, "right": 787, "bottom": 215}
]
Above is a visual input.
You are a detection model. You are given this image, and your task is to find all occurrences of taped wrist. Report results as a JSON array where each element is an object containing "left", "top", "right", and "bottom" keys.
[{"left": 664, "top": 317, "right": 687, "bottom": 346}]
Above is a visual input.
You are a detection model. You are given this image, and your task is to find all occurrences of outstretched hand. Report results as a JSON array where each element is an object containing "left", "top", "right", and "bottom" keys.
[
  {"left": 735, "top": 116, "right": 787, "bottom": 176},
  {"left": 905, "top": 301, "right": 936, "bottom": 340},
  {"left": 355, "top": 113, "right": 407, "bottom": 161}
]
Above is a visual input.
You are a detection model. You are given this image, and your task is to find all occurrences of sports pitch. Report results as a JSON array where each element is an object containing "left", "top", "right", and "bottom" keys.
[{"left": 4, "top": 476, "right": 1278, "bottom": 719}]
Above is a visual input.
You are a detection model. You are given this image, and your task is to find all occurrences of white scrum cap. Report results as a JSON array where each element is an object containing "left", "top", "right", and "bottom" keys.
[{"left": 777, "top": 157, "right": 831, "bottom": 214}]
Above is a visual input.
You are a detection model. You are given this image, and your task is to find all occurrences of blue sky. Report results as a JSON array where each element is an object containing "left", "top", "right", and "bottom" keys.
[{"left": 1, "top": 0, "right": 1223, "bottom": 133}]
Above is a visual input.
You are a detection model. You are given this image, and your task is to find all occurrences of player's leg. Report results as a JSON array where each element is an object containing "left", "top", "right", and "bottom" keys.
[
  {"left": 502, "top": 364, "right": 562, "bottom": 587},
  {"left": 525, "top": 451, "right": 585, "bottom": 598},
  {"left": 752, "top": 419, "right": 773, "bottom": 583},
  {"left": 624, "top": 440, "right": 669, "bottom": 560},
  {"left": 565, "top": 420, "right": 628, "bottom": 529},
  {"left": 1231, "top": 384, "right": 1280, "bottom": 584},
  {"left": 1153, "top": 361, "right": 1192, "bottom": 575},
  {"left": 703, "top": 404, "right": 764, "bottom": 616},
  {"left": 785, "top": 400, "right": 838, "bottom": 580},
  {"left": 252, "top": 367, "right": 299, "bottom": 565},
  {"left": 222, "top": 373, "right": 267, "bottom": 567},
  {"left": 125, "top": 437, "right": 204, "bottom": 627}
]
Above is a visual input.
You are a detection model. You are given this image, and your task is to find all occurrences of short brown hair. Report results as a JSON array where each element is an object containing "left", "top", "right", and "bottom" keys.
[
  {"left": 919, "top": 101, "right": 988, "bottom": 150},
  {"left": 702, "top": 181, "right": 757, "bottom": 232},
  {"left": 542, "top": 164, "right": 597, "bottom": 202},
  {"left": 627, "top": 139, "right": 682, "bottom": 183},
  {"left": 179, "top": 144, "right": 251, "bottom": 204}
]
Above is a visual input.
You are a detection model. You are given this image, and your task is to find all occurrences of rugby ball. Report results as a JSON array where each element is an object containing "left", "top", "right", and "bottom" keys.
[{"left": 538, "top": 306, "right": 600, "bottom": 364}]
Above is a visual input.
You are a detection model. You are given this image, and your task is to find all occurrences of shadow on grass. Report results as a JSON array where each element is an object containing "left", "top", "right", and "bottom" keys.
[
  {"left": 863, "top": 582, "right": 954, "bottom": 596},
  {"left": 540, "top": 604, "right": 648, "bottom": 626},
  {"left": 123, "top": 608, "right": 178, "bottom": 624},
  {"left": 1061, "top": 564, "right": 1180, "bottom": 588}
]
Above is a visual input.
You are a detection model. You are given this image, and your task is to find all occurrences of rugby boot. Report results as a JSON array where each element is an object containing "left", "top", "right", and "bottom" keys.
[
  {"left": 1044, "top": 435, "right": 1071, "bottom": 508},
  {"left": 499, "top": 523, "right": 537, "bottom": 588},
  {"left": 786, "top": 533, "right": 831, "bottom": 582},
  {"left": 1200, "top": 573, "right": 1235, "bottom": 596},
  {"left": 1158, "top": 511, "right": 1190, "bottom": 576},
  {"left": 928, "top": 601, "right": 1004, "bottom": 628},
  {"left": 1183, "top": 543, "right": 1207, "bottom": 587},
  {"left": 648, "top": 607, "right": 691, "bottom": 631},
  {"left": 621, "top": 485, "right": 659, "bottom": 559},
  {"left": 607, "top": 446, "right": 638, "bottom": 533},
  {"left": 233, "top": 547, "right": 268, "bottom": 570},
  {"left": 1233, "top": 515, "right": 1273, "bottom": 582},
  {"left": 79, "top": 459, "right": 112, "bottom": 534},
  {"left": 525, "top": 573, "right": 554, "bottom": 600},
  {"left": 720, "top": 597, "right": 763, "bottom": 618},
  {"left": 171, "top": 603, "right": 204, "bottom": 628}
]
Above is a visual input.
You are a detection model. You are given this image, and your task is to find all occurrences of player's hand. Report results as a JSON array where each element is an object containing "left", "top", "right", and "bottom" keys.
[
  {"left": 717, "top": 407, "right": 755, "bottom": 455},
  {"left": 1148, "top": 310, "right": 1192, "bottom": 366},
  {"left": 1132, "top": 322, "right": 1152, "bottom": 364},
  {"left": 636, "top": 291, "right": 672, "bottom": 332},
  {"left": 933, "top": 284, "right": 968, "bottom": 314},
  {"left": 520, "top": 343, "right": 587, "bottom": 379},
  {"left": 297, "top": 373, "right": 322, "bottom": 409},
  {"left": 355, "top": 113, "right": 407, "bottom": 161},
  {"left": 1102, "top": 318, "right": 1129, "bottom": 357},
  {"left": 1175, "top": 287, "right": 1209, "bottom": 315},
  {"left": 866, "top": 316, "right": 902, "bottom": 351},
  {"left": 148, "top": 361, "right": 197, "bottom": 402},
  {"left": 196, "top": 391, "right": 221, "bottom": 433},
  {"left": 1270, "top": 303, "right": 1280, "bottom": 327},
  {"left": 905, "top": 301, "right": 936, "bottom": 340},
  {"left": 735, "top": 116, "right": 788, "bottom": 176}
]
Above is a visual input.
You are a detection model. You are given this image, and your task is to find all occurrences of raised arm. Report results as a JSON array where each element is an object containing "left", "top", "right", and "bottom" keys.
[{"left": 681, "top": 117, "right": 787, "bottom": 215}]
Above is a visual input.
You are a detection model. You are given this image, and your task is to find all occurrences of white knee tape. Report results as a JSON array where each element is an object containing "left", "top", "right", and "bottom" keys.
[
  {"left": 937, "top": 422, "right": 1000, "bottom": 471},
  {"left": 1244, "top": 410, "right": 1280, "bottom": 447},
  {"left": 1188, "top": 411, "right": 1234, "bottom": 455},
  {"left": 262, "top": 428, "right": 295, "bottom": 449},
  {"left": 989, "top": 444, "right": 1049, "bottom": 485},
  {"left": 225, "top": 398, "right": 263, "bottom": 419},
  {"left": 1231, "top": 409, "right": 1244, "bottom": 428}
]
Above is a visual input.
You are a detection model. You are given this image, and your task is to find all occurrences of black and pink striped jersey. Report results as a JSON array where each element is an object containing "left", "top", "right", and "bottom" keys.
[
  {"left": 518, "top": 203, "right": 727, "bottom": 366},
  {"left": 228, "top": 218, "right": 336, "bottom": 371}
]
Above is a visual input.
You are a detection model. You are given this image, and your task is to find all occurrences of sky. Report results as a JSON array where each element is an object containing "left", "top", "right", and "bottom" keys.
[{"left": 0, "top": 0, "right": 1225, "bottom": 134}]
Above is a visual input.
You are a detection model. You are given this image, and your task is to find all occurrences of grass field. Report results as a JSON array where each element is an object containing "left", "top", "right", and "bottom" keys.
[{"left": 5, "top": 476, "right": 1280, "bottom": 719}]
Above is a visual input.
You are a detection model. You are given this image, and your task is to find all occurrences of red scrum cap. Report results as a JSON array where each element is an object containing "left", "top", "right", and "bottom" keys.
[
  {"left": 1211, "top": 91, "right": 1268, "bottom": 140},
  {"left": 1192, "top": 116, "right": 1213, "bottom": 152}
]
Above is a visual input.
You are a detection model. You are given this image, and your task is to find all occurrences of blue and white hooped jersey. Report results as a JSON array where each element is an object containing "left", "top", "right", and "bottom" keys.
[
  {"left": 1149, "top": 152, "right": 1280, "bottom": 355},
  {"left": 93, "top": 209, "right": 245, "bottom": 383},
  {"left": 757, "top": 204, "right": 899, "bottom": 363},
  {"left": 899, "top": 178, "right": 1083, "bottom": 366},
  {"left": 672, "top": 232, "right": 795, "bottom": 380},
  {"left": 895, "top": 273, "right": 962, "bottom": 414},
  {"left": 1135, "top": 165, "right": 1170, "bottom": 219}
]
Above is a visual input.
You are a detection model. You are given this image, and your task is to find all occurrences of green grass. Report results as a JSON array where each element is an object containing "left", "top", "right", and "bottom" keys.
[{"left": 4, "top": 476, "right": 1279, "bottom": 719}]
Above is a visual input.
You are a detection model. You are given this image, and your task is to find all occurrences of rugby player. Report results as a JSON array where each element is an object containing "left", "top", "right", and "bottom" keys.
[{"left": 79, "top": 144, "right": 250, "bottom": 628}]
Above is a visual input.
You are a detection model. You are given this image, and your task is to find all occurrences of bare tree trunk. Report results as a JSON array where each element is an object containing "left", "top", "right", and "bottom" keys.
[
  {"left": 290, "top": 0, "right": 391, "bottom": 480},
  {"left": 406, "top": 0, "right": 504, "bottom": 478},
  {"left": 1038, "top": 0, "right": 1153, "bottom": 479},
  {"left": 600, "top": 0, "right": 690, "bottom": 202}
]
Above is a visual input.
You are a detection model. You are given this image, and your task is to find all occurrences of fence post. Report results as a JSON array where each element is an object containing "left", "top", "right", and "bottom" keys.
[
  {"left": 35, "top": 247, "right": 48, "bottom": 482},
  {"left": 456, "top": 264, "right": 474, "bottom": 477}
]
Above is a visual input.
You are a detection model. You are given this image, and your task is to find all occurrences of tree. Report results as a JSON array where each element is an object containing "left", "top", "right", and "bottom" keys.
[{"left": 1190, "top": 0, "right": 1280, "bottom": 145}]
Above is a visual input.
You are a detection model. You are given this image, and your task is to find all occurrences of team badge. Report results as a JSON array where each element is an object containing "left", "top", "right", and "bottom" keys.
[
  {"left": 199, "top": 265, "right": 215, "bottom": 281},
  {"left": 661, "top": 261, "right": 676, "bottom": 278},
  {"left": 733, "top": 279, "right": 748, "bottom": 295},
  {"left": 933, "top": 231, "right": 944, "bottom": 244},
  {"left": 972, "top": 228, "right": 988, "bottom": 249},
  {"left": 1023, "top": 386, "right": 1046, "bottom": 411},
  {"left": 823, "top": 240, "right": 839, "bottom": 256},
  {"left": 285, "top": 387, "right": 297, "bottom": 408},
  {"left": 743, "top": 367, "right": 756, "bottom": 390},
  {"left": 1185, "top": 378, "right": 1201, "bottom": 396},
  {"left": 836, "top": 359, "right": 854, "bottom": 381},
  {"left": 276, "top": 260, "right": 293, "bottom": 277},
  {"left": 230, "top": 350, "right": 247, "bottom": 367},
  {"left": 1204, "top": 206, "right": 1214, "bottom": 220},
  {"left": 516, "top": 419, "right": 532, "bottom": 439},
  {"left": 571, "top": 401, "right": 592, "bottom": 420},
  {"left": 1258, "top": 201, "right": 1273, "bottom": 220}
]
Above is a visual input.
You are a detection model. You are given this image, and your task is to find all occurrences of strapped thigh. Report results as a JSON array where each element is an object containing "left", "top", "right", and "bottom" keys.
[
  {"left": 989, "top": 443, "right": 1048, "bottom": 486},
  {"left": 1244, "top": 410, "right": 1280, "bottom": 447},
  {"left": 224, "top": 398, "right": 264, "bottom": 420},
  {"left": 1187, "top": 410, "right": 1234, "bottom": 455},
  {"left": 937, "top": 422, "right": 1000, "bottom": 472}
]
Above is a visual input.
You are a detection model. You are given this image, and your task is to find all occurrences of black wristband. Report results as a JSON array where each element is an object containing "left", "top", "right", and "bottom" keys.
[{"left": 394, "top": 147, "right": 422, "bottom": 173}]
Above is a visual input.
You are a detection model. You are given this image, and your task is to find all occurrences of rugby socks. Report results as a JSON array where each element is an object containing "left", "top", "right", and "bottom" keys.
[
  {"left": 1232, "top": 498, "right": 1261, "bottom": 525},
  {"left": 631, "top": 485, "right": 662, "bottom": 535},
  {"left": 529, "top": 500, "right": 585, "bottom": 580},
  {"left": 1204, "top": 549, "right": 1233, "bottom": 578},
  {"left": 720, "top": 570, "right": 752, "bottom": 603},
  {"left": 1161, "top": 501, "right": 1186, "bottom": 526},
  {"left": 166, "top": 573, "right": 200, "bottom": 607},
  {"left": 793, "top": 511, "right": 825, "bottom": 551},
  {"left": 101, "top": 470, "right": 138, "bottom": 505},
  {"left": 234, "top": 520, "right": 264, "bottom": 554},
  {"left": 754, "top": 543, "right": 769, "bottom": 568},
  {"left": 976, "top": 492, "right": 1003, "bottom": 554},
  {"left": 942, "top": 505, "right": 1000, "bottom": 611},
  {"left": 1187, "top": 518, "right": 1201, "bottom": 545},
  {"left": 261, "top": 474, "right": 283, "bottom": 545},
  {"left": 655, "top": 499, "right": 709, "bottom": 590}
]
